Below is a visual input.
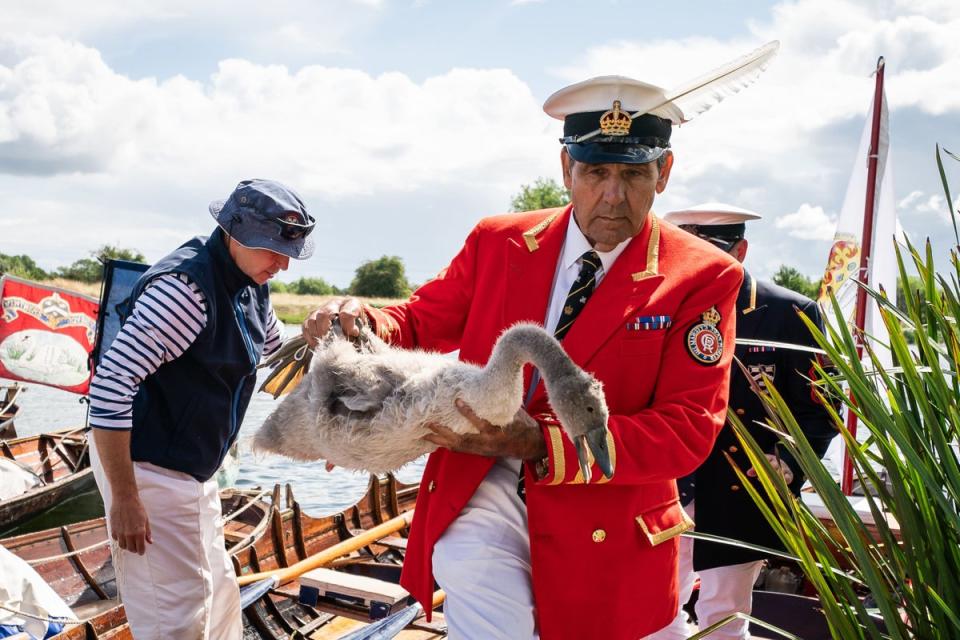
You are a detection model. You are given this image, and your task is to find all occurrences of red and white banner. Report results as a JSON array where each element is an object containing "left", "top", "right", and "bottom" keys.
[{"left": 0, "top": 275, "right": 99, "bottom": 394}]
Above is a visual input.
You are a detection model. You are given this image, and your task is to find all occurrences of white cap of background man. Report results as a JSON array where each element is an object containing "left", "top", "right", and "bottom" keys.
[{"left": 663, "top": 202, "right": 761, "bottom": 262}]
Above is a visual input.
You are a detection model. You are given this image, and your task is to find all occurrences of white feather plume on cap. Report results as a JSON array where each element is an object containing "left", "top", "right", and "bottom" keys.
[{"left": 545, "top": 40, "right": 780, "bottom": 143}]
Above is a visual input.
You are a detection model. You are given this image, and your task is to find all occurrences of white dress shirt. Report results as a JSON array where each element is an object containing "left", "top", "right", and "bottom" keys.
[{"left": 543, "top": 209, "right": 633, "bottom": 334}]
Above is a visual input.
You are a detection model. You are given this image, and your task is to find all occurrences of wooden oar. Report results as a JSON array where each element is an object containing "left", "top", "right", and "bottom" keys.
[
  {"left": 237, "top": 510, "right": 414, "bottom": 607},
  {"left": 336, "top": 590, "right": 446, "bottom": 640}
]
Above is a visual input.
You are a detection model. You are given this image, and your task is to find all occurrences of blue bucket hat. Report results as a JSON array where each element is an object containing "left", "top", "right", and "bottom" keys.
[{"left": 209, "top": 179, "right": 315, "bottom": 260}]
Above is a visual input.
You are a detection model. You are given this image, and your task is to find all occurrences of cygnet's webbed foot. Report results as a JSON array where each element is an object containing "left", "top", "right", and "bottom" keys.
[
  {"left": 575, "top": 427, "right": 614, "bottom": 482},
  {"left": 259, "top": 336, "right": 313, "bottom": 398},
  {"left": 258, "top": 313, "right": 378, "bottom": 399}
]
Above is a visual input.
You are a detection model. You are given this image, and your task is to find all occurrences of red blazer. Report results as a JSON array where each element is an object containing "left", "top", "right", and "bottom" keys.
[{"left": 368, "top": 206, "right": 742, "bottom": 639}]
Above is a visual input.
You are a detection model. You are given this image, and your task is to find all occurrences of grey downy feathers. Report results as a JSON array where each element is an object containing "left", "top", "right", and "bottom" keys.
[{"left": 254, "top": 322, "right": 613, "bottom": 480}]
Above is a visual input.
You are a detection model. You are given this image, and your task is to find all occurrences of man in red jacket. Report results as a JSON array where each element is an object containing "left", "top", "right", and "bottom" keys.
[{"left": 305, "top": 76, "right": 743, "bottom": 639}]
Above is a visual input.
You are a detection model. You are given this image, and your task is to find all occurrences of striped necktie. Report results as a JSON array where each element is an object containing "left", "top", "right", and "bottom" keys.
[
  {"left": 518, "top": 249, "right": 601, "bottom": 503},
  {"left": 553, "top": 250, "right": 602, "bottom": 341}
]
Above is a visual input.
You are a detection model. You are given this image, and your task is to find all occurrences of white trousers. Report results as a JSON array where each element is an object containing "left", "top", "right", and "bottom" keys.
[
  {"left": 90, "top": 442, "right": 242, "bottom": 640},
  {"left": 646, "top": 502, "right": 764, "bottom": 640},
  {"left": 432, "top": 458, "right": 538, "bottom": 640}
]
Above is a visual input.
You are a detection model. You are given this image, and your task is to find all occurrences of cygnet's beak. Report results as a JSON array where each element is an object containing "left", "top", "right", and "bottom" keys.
[{"left": 575, "top": 427, "right": 614, "bottom": 482}]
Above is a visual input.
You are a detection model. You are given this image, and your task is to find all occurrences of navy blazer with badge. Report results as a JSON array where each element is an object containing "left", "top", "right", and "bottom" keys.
[{"left": 681, "top": 271, "right": 838, "bottom": 570}]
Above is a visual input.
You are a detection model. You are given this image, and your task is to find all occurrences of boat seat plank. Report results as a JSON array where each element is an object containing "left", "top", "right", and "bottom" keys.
[
  {"left": 301, "top": 568, "right": 409, "bottom": 605},
  {"left": 376, "top": 536, "right": 408, "bottom": 551}
]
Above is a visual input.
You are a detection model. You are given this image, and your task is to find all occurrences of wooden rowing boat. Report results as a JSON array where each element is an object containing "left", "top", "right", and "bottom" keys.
[
  {"left": 1, "top": 485, "right": 278, "bottom": 640},
  {"left": 0, "top": 428, "right": 94, "bottom": 532},
  {"left": 0, "top": 382, "right": 23, "bottom": 440},
  {"left": 235, "top": 475, "right": 445, "bottom": 640},
  {"left": 2, "top": 476, "right": 438, "bottom": 639}
]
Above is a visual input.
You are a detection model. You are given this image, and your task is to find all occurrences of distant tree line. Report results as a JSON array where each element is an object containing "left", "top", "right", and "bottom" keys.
[
  {"left": 270, "top": 256, "right": 413, "bottom": 298},
  {"left": 1, "top": 246, "right": 145, "bottom": 283}
]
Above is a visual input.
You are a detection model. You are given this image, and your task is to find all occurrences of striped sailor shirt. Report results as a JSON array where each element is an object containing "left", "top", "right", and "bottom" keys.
[{"left": 88, "top": 273, "right": 283, "bottom": 430}]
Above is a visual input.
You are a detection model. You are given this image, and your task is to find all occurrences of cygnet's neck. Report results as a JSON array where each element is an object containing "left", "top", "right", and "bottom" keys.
[{"left": 482, "top": 324, "right": 578, "bottom": 396}]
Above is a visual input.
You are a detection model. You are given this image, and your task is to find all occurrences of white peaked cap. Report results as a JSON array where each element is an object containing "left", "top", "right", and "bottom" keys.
[
  {"left": 663, "top": 202, "right": 762, "bottom": 226},
  {"left": 543, "top": 76, "right": 685, "bottom": 124}
]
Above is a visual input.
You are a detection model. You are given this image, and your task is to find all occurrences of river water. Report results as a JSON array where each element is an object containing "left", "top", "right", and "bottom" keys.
[{"left": 8, "top": 325, "right": 426, "bottom": 534}]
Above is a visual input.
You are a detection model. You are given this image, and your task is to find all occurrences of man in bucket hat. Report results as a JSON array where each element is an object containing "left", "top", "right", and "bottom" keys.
[{"left": 88, "top": 179, "right": 315, "bottom": 639}]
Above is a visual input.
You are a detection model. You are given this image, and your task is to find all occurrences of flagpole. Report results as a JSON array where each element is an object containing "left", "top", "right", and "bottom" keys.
[{"left": 842, "top": 56, "right": 885, "bottom": 496}]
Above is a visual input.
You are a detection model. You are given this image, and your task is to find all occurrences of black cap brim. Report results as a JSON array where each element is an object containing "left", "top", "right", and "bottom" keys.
[{"left": 565, "top": 142, "right": 667, "bottom": 165}]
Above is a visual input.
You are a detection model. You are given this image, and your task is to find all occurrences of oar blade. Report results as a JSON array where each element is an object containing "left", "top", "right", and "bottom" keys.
[
  {"left": 336, "top": 602, "right": 423, "bottom": 640},
  {"left": 239, "top": 576, "right": 279, "bottom": 610}
]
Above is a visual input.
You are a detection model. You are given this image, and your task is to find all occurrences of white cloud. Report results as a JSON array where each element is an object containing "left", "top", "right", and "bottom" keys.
[
  {"left": 554, "top": 0, "right": 960, "bottom": 186},
  {"left": 0, "top": 33, "right": 560, "bottom": 275},
  {"left": 917, "top": 195, "right": 945, "bottom": 214},
  {"left": 896, "top": 189, "right": 960, "bottom": 223},
  {"left": 0, "top": 34, "right": 556, "bottom": 194},
  {"left": 775, "top": 203, "right": 837, "bottom": 240},
  {"left": 894, "top": 0, "right": 960, "bottom": 22},
  {"left": 898, "top": 190, "right": 924, "bottom": 209}
]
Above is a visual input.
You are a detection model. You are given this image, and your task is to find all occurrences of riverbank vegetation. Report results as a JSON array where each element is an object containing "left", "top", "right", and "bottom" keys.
[{"left": 1, "top": 252, "right": 412, "bottom": 324}]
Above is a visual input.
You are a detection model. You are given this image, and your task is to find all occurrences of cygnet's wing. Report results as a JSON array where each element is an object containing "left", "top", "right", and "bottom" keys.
[{"left": 328, "top": 360, "right": 406, "bottom": 417}]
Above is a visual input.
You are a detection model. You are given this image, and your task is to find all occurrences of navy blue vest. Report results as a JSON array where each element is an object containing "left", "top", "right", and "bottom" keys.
[{"left": 128, "top": 228, "right": 270, "bottom": 481}]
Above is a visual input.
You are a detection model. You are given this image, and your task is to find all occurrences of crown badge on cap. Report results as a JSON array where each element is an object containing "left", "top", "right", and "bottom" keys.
[{"left": 599, "top": 100, "right": 632, "bottom": 136}]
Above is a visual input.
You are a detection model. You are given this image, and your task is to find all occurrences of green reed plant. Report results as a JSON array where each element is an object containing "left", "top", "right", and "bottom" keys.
[
  {"left": 713, "top": 232, "right": 960, "bottom": 640},
  {"left": 685, "top": 146, "right": 960, "bottom": 639},
  {"left": 696, "top": 145, "right": 960, "bottom": 639}
]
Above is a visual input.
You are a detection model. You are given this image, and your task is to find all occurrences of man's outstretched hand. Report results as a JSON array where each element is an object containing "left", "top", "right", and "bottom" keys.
[{"left": 423, "top": 398, "right": 546, "bottom": 460}]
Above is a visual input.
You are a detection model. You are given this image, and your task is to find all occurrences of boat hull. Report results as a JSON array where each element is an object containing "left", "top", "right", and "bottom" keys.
[
  {"left": 0, "top": 467, "right": 96, "bottom": 531},
  {"left": 1, "top": 428, "right": 93, "bottom": 532}
]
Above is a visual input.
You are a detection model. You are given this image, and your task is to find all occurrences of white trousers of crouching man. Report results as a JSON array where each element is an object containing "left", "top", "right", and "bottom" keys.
[
  {"left": 432, "top": 458, "right": 539, "bottom": 640},
  {"left": 646, "top": 502, "right": 764, "bottom": 640},
  {"left": 90, "top": 441, "right": 242, "bottom": 640}
]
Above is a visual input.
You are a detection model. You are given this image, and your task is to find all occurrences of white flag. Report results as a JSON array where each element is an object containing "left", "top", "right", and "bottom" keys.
[{"left": 818, "top": 90, "right": 897, "bottom": 366}]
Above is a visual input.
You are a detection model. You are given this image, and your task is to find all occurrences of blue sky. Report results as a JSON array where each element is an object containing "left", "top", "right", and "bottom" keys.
[
  {"left": 97, "top": 2, "right": 775, "bottom": 91},
  {"left": 1, "top": 0, "right": 958, "bottom": 287}
]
